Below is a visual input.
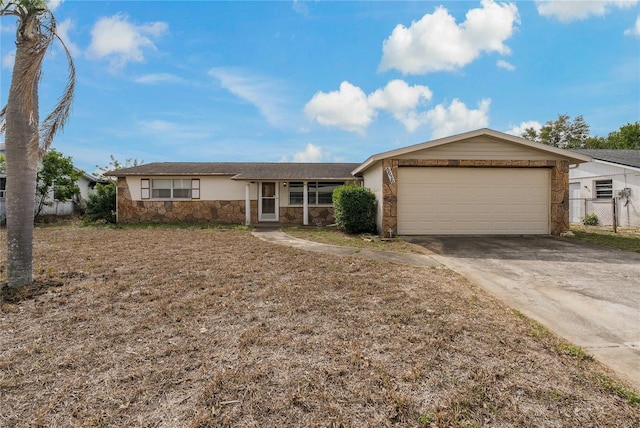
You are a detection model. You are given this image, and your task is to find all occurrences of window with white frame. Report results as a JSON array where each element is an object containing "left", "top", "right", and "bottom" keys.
[
  {"left": 288, "top": 181, "right": 344, "bottom": 205},
  {"left": 594, "top": 179, "right": 613, "bottom": 199},
  {"left": 148, "top": 178, "right": 195, "bottom": 199}
]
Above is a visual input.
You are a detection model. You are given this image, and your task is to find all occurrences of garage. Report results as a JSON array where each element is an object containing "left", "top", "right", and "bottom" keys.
[
  {"left": 397, "top": 167, "right": 550, "bottom": 235},
  {"left": 353, "top": 129, "right": 592, "bottom": 237}
]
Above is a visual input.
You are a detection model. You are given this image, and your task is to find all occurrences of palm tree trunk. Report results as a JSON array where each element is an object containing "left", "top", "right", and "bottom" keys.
[{"left": 5, "top": 38, "right": 40, "bottom": 288}]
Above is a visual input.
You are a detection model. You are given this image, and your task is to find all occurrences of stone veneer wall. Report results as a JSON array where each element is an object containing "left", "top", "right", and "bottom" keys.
[
  {"left": 279, "top": 206, "right": 335, "bottom": 226},
  {"left": 116, "top": 177, "right": 258, "bottom": 224},
  {"left": 381, "top": 159, "right": 570, "bottom": 236}
]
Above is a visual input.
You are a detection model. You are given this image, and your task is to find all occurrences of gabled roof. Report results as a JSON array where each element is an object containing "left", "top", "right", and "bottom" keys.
[
  {"left": 352, "top": 128, "right": 592, "bottom": 175},
  {"left": 105, "top": 162, "right": 360, "bottom": 181},
  {"left": 570, "top": 149, "right": 640, "bottom": 170}
]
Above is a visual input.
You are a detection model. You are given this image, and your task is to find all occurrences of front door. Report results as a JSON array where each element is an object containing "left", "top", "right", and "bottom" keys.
[{"left": 259, "top": 182, "right": 278, "bottom": 222}]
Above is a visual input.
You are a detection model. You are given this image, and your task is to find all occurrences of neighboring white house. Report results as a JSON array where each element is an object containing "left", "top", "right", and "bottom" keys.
[
  {"left": 0, "top": 142, "right": 105, "bottom": 220},
  {"left": 569, "top": 149, "right": 640, "bottom": 228}
]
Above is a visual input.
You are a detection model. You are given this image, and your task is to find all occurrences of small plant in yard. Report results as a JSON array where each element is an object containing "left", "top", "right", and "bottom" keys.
[
  {"left": 85, "top": 182, "right": 116, "bottom": 223},
  {"left": 561, "top": 344, "right": 594, "bottom": 362},
  {"left": 581, "top": 213, "right": 599, "bottom": 226},
  {"left": 595, "top": 373, "right": 640, "bottom": 405}
]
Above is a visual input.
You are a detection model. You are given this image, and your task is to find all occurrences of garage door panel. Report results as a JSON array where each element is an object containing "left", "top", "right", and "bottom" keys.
[{"left": 397, "top": 168, "right": 549, "bottom": 235}]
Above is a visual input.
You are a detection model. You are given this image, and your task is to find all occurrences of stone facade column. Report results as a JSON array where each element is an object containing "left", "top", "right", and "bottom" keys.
[
  {"left": 381, "top": 159, "right": 398, "bottom": 238},
  {"left": 550, "top": 160, "right": 570, "bottom": 235}
]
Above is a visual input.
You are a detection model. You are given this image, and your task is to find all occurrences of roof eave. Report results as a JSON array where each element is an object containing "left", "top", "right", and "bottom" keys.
[{"left": 352, "top": 128, "right": 592, "bottom": 174}]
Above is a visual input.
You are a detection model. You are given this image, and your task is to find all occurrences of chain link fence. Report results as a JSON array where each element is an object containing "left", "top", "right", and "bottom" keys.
[{"left": 570, "top": 197, "right": 640, "bottom": 230}]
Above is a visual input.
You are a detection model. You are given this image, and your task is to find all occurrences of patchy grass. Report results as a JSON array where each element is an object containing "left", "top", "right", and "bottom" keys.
[
  {"left": 284, "top": 225, "right": 426, "bottom": 254},
  {"left": 569, "top": 225, "right": 640, "bottom": 253},
  {"left": 0, "top": 225, "right": 638, "bottom": 427}
]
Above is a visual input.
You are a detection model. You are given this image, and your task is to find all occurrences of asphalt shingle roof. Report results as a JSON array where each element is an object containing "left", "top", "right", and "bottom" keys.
[
  {"left": 570, "top": 149, "right": 640, "bottom": 169},
  {"left": 105, "top": 162, "right": 361, "bottom": 181}
]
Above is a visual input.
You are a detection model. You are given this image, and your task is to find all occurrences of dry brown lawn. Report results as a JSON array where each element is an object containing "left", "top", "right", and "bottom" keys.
[{"left": 1, "top": 224, "right": 638, "bottom": 427}]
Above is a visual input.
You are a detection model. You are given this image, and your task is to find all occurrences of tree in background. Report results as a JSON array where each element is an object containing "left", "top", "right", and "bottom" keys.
[
  {"left": 584, "top": 122, "right": 640, "bottom": 149},
  {"left": 0, "top": 0, "right": 76, "bottom": 288},
  {"left": 522, "top": 114, "right": 590, "bottom": 149},
  {"left": 85, "top": 156, "right": 143, "bottom": 223},
  {"left": 34, "top": 148, "right": 82, "bottom": 217}
]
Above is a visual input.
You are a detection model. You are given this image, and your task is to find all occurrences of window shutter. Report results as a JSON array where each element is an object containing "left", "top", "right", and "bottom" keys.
[
  {"left": 192, "top": 179, "right": 200, "bottom": 199},
  {"left": 141, "top": 179, "right": 150, "bottom": 199}
]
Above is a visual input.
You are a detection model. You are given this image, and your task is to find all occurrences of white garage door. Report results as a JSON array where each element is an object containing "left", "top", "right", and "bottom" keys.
[{"left": 397, "top": 168, "right": 549, "bottom": 235}]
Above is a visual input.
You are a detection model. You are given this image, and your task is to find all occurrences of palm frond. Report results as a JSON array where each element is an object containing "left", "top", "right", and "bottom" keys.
[
  {"left": 0, "top": 105, "right": 6, "bottom": 135},
  {"left": 39, "top": 22, "right": 76, "bottom": 153}
]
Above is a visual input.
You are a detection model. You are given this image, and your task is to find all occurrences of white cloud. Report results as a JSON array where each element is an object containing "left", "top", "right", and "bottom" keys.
[
  {"left": 137, "top": 120, "right": 212, "bottom": 141},
  {"left": 379, "top": 0, "right": 519, "bottom": 74},
  {"left": 293, "top": 143, "right": 325, "bottom": 162},
  {"left": 505, "top": 120, "right": 543, "bottom": 136},
  {"left": 292, "top": 0, "right": 310, "bottom": 17},
  {"left": 86, "top": 14, "right": 168, "bottom": 70},
  {"left": 368, "top": 80, "right": 433, "bottom": 132},
  {"left": 423, "top": 98, "right": 491, "bottom": 138},
  {"left": 209, "top": 67, "right": 290, "bottom": 128},
  {"left": 305, "top": 80, "right": 489, "bottom": 137},
  {"left": 536, "top": 0, "right": 637, "bottom": 22},
  {"left": 304, "top": 81, "right": 375, "bottom": 134},
  {"left": 135, "top": 73, "right": 186, "bottom": 85},
  {"left": 624, "top": 16, "right": 640, "bottom": 36},
  {"left": 496, "top": 59, "right": 516, "bottom": 71},
  {"left": 2, "top": 51, "right": 15, "bottom": 69},
  {"left": 47, "top": 0, "right": 64, "bottom": 11}
]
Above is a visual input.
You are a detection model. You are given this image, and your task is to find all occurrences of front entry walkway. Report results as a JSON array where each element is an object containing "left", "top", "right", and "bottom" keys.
[{"left": 251, "top": 228, "right": 440, "bottom": 267}]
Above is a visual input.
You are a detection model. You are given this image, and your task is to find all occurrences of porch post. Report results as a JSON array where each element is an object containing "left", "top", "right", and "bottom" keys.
[
  {"left": 303, "top": 181, "right": 309, "bottom": 226},
  {"left": 245, "top": 182, "right": 251, "bottom": 225}
]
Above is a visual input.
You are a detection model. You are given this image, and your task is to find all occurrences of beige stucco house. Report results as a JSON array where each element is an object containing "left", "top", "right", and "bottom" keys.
[
  {"left": 107, "top": 129, "right": 591, "bottom": 235},
  {"left": 108, "top": 162, "right": 360, "bottom": 226}
]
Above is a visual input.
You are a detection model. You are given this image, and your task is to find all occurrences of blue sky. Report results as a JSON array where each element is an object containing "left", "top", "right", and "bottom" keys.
[{"left": 1, "top": 0, "right": 639, "bottom": 174}]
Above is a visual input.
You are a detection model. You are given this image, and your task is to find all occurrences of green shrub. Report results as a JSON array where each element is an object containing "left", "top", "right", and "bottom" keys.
[
  {"left": 332, "top": 184, "right": 377, "bottom": 234},
  {"left": 85, "top": 182, "right": 116, "bottom": 223},
  {"left": 581, "top": 213, "right": 599, "bottom": 226}
]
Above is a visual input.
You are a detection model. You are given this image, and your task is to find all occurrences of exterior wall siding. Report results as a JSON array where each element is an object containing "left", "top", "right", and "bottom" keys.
[
  {"left": 396, "top": 137, "right": 569, "bottom": 161},
  {"left": 569, "top": 162, "right": 640, "bottom": 228},
  {"left": 117, "top": 177, "right": 258, "bottom": 224},
  {"left": 280, "top": 206, "right": 335, "bottom": 226},
  {"left": 117, "top": 177, "right": 337, "bottom": 225},
  {"left": 362, "top": 162, "right": 384, "bottom": 234}
]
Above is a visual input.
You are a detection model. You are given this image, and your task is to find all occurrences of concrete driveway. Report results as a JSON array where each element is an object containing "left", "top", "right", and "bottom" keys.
[{"left": 405, "top": 235, "right": 640, "bottom": 390}]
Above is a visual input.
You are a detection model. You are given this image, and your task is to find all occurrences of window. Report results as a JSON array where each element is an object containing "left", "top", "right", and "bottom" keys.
[
  {"left": 141, "top": 179, "right": 150, "bottom": 199},
  {"left": 0, "top": 177, "right": 5, "bottom": 199},
  {"left": 595, "top": 180, "right": 613, "bottom": 199},
  {"left": 151, "top": 179, "right": 192, "bottom": 199},
  {"left": 289, "top": 181, "right": 344, "bottom": 205},
  {"left": 288, "top": 182, "right": 304, "bottom": 205}
]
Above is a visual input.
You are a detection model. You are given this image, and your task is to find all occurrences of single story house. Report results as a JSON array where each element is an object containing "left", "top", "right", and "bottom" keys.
[
  {"left": 568, "top": 149, "right": 640, "bottom": 228},
  {"left": 108, "top": 162, "right": 360, "bottom": 226},
  {"left": 107, "top": 129, "right": 591, "bottom": 236}
]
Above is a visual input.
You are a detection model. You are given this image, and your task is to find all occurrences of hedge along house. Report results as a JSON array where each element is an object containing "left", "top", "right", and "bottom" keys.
[
  {"left": 354, "top": 129, "right": 591, "bottom": 237},
  {"left": 107, "top": 162, "right": 360, "bottom": 226}
]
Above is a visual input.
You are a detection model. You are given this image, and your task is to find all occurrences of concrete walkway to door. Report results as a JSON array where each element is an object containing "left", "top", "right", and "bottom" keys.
[{"left": 405, "top": 235, "right": 640, "bottom": 390}]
